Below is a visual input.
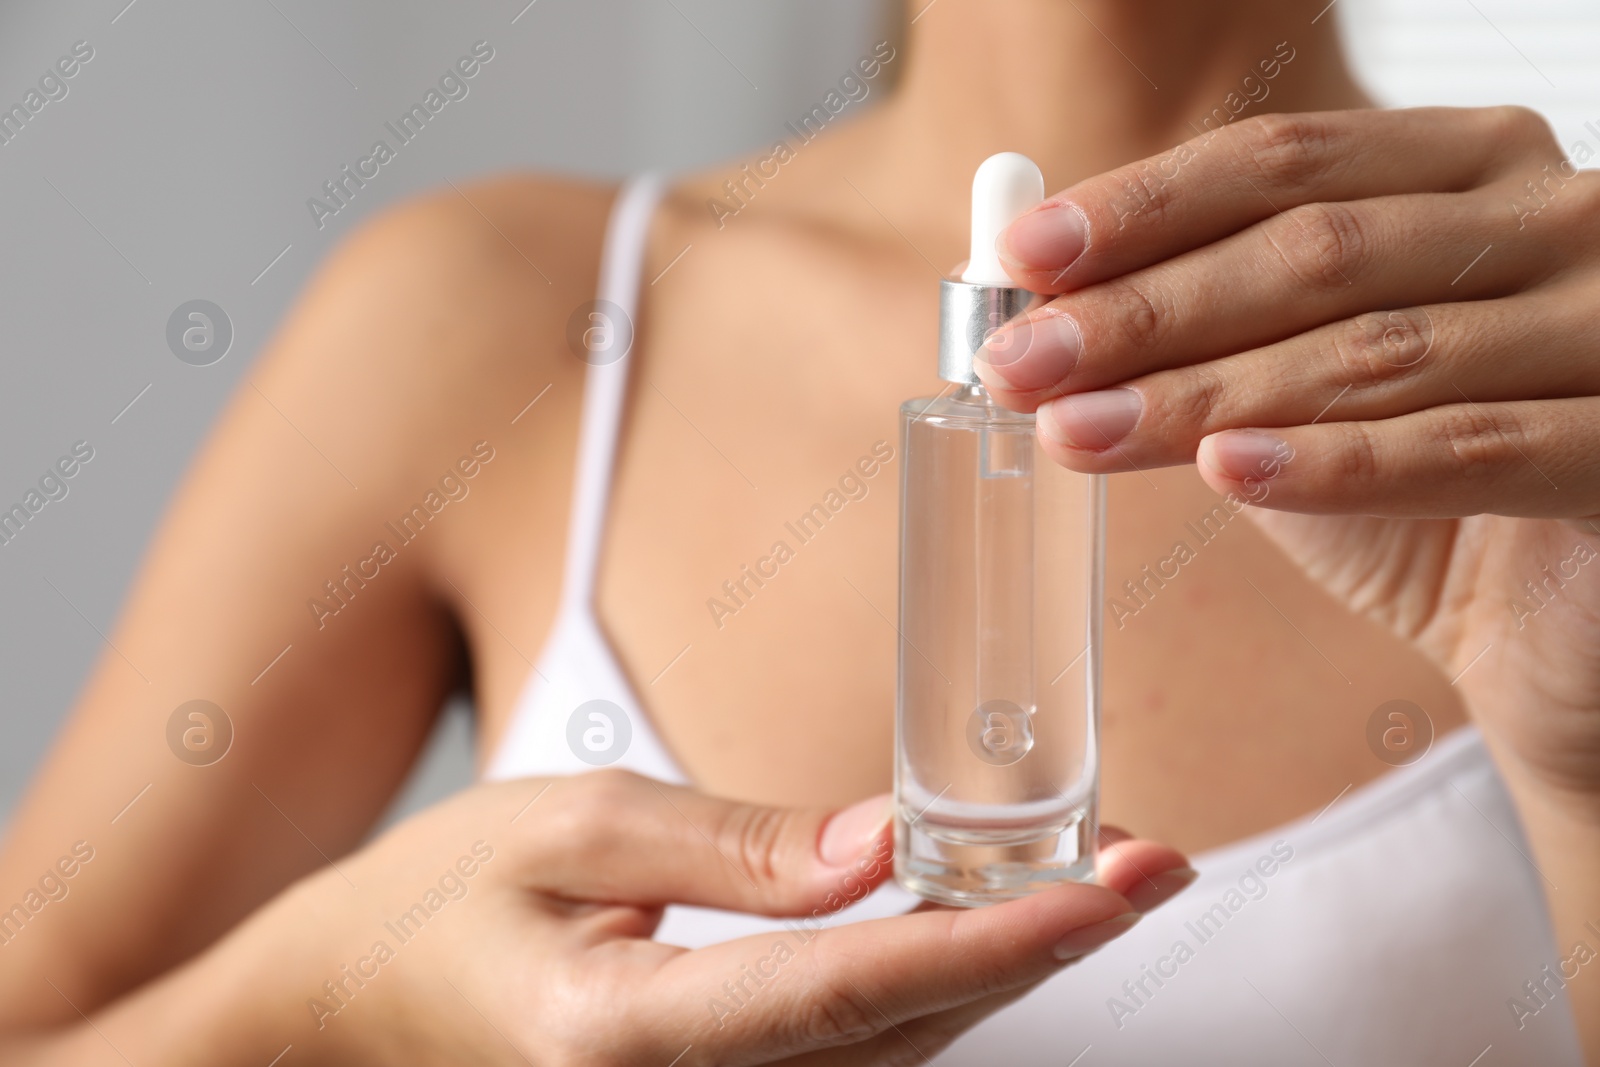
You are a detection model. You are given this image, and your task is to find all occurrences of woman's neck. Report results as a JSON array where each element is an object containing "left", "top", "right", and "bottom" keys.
[{"left": 837, "top": 0, "right": 1370, "bottom": 256}]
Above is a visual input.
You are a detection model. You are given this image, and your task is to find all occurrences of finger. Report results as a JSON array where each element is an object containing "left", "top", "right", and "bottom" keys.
[
  {"left": 895, "top": 829, "right": 1192, "bottom": 917},
  {"left": 650, "top": 882, "right": 1144, "bottom": 1063},
  {"left": 1034, "top": 283, "right": 1600, "bottom": 472},
  {"left": 977, "top": 185, "right": 1554, "bottom": 409},
  {"left": 998, "top": 106, "right": 1561, "bottom": 293},
  {"left": 1096, "top": 835, "right": 1196, "bottom": 914},
  {"left": 782, "top": 980, "right": 1047, "bottom": 1067},
  {"left": 1193, "top": 398, "right": 1600, "bottom": 519},
  {"left": 867, "top": 834, "right": 1201, "bottom": 1057},
  {"left": 509, "top": 771, "right": 893, "bottom": 916}
]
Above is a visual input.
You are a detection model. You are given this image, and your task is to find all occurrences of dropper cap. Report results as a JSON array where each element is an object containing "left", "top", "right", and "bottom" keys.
[
  {"left": 938, "top": 152, "right": 1047, "bottom": 385},
  {"left": 962, "top": 153, "right": 1045, "bottom": 285}
]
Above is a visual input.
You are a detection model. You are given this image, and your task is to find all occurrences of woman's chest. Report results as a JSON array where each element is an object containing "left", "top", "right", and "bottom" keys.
[{"left": 470, "top": 229, "right": 1465, "bottom": 852}]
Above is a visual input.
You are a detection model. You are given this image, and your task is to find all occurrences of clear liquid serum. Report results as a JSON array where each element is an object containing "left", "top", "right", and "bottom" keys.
[{"left": 894, "top": 153, "right": 1105, "bottom": 907}]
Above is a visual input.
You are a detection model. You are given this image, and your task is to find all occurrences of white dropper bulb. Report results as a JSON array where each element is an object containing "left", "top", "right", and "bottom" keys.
[{"left": 960, "top": 152, "right": 1045, "bottom": 286}]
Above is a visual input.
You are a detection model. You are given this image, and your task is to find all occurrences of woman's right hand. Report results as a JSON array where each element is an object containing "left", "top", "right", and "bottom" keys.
[{"left": 271, "top": 770, "right": 1189, "bottom": 1066}]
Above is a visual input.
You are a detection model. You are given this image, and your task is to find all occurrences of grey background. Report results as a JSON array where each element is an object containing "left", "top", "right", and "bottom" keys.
[{"left": 1, "top": 0, "right": 1595, "bottom": 829}]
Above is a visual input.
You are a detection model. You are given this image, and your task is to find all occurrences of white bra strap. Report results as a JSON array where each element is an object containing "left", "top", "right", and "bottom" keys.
[{"left": 560, "top": 174, "right": 668, "bottom": 610}]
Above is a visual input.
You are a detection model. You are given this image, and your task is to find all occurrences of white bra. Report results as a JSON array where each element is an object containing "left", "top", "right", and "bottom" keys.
[{"left": 485, "top": 175, "right": 1584, "bottom": 1065}]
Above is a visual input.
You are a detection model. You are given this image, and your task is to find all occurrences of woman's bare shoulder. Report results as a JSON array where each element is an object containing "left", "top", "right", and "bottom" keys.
[
  {"left": 281, "top": 173, "right": 616, "bottom": 455},
  {"left": 249, "top": 170, "right": 624, "bottom": 685},
  {"left": 257, "top": 173, "right": 626, "bottom": 713},
  {"left": 241, "top": 172, "right": 622, "bottom": 567}
]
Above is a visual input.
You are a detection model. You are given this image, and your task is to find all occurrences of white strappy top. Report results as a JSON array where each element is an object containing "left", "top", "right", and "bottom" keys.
[{"left": 485, "top": 176, "right": 1585, "bottom": 1065}]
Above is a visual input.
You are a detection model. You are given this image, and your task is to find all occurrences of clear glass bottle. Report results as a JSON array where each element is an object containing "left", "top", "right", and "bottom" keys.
[
  {"left": 894, "top": 384, "right": 1104, "bottom": 906},
  {"left": 893, "top": 153, "right": 1104, "bottom": 907}
]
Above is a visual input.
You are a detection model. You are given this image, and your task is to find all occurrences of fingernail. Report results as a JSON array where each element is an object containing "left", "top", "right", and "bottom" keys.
[
  {"left": 1000, "top": 200, "right": 1088, "bottom": 274},
  {"left": 1053, "top": 912, "right": 1141, "bottom": 960},
  {"left": 978, "top": 311, "right": 1081, "bottom": 392},
  {"left": 1199, "top": 431, "right": 1294, "bottom": 482},
  {"left": 1124, "top": 867, "right": 1199, "bottom": 913},
  {"left": 1039, "top": 389, "right": 1143, "bottom": 451},
  {"left": 818, "top": 794, "right": 892, "bottom": 868}
]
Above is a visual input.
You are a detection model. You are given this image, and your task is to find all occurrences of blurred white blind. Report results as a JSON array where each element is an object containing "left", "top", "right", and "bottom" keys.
[{"left": 1341, "top": 0, "right": 1600, "bottom": 150}]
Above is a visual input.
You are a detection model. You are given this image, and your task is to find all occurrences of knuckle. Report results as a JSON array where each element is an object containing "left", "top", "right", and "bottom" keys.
[
  {"left": 1332, "top": 308, "right": 1437, "bottom": 388},
  {"left": 1557, "top": 168, "right": 1600, "bottom": 228},
  {"left": 1168, "top": 364, "right": 1229, "bottom": 431},
  {"left": 1488, "top": 104, "right": 1559, "bottom": 153},
  {"left": 801, "top": 979, "right": 883, "bottom": 1046},
  {"left": 960, "top": 948, "right": 1026, "bottom": 1002},
  {"left": 792, "top": 935, "right": 888, "bottom": 1046},
  {"left": 547, "top": 768, "right": 642, "bottom": 853},
  {"left": 1434, "top": 405, "right": 1524, "bottom": 479},
  {"left": 716, "top": 803, "right": 798, "bottom": 890},
  {"left": 1266, "top": 200, "right": 1369, "bottom": 290},
  {"left": 1100, "top": 277, "right": 1171, "bottom": 352},
  {"left": 570, "top": 767, "right": 643, "bottom": 824},
  {"left": 1231, "top": 112, "right": 1331, "bottom": 193}
]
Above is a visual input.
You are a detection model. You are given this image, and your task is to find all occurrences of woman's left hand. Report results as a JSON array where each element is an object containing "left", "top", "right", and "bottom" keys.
[{"left": 975, "top": 106, "right": 1600, "bottom": 813}]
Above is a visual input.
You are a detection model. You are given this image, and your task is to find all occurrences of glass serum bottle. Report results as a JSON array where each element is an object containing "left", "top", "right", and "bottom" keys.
[{"left": 895, "top": 154, "right": 1105, "bottom": 907}]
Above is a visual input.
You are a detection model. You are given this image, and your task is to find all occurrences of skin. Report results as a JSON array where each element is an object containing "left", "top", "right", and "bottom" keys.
[{"left": 0, "top": 0, "right": 1593, "bottom": 1060}]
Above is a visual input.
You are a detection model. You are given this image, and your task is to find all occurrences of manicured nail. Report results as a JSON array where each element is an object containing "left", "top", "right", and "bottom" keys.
[
  {"left": 1000, "top": 200, "right": 1089, "bottom": 274},
  {"left": 1199, "top": 431, "right": 1294, "bottom": 482},
  {"left": 1039, "top": 389, "right": 1143, "bottom": 451},
  {"left": 1124, "top": 867, "right": 1199, "bottom": 913},
  {"left": 818, "top": 794, "right": 892, "bottom": 868},
  {"left": 1053, "top": 912, "right": 1141, "bottom": 960},
  {"left": 978, "top": 311, "right": 1081, "bottom": 392}
]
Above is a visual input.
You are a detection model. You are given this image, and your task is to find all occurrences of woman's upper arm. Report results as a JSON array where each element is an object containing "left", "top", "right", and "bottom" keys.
[{"left": 0, "top": 177, "right": 603, "bottom": 1027}]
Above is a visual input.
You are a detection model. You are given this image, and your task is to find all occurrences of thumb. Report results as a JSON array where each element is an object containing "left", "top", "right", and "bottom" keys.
[{"left": 510, "top": 771, "right": 893, "bottom": 916}]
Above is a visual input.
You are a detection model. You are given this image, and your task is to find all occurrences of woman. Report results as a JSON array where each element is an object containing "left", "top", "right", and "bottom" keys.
[{"left": 1, "top": 0, "right": 1596, "bottom": 1062}]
